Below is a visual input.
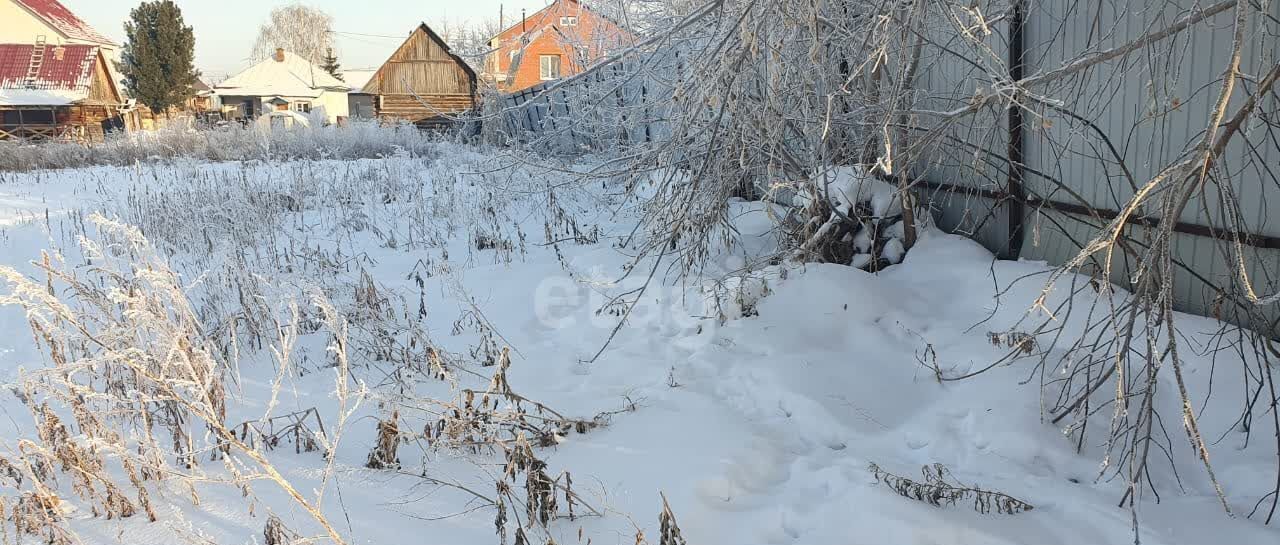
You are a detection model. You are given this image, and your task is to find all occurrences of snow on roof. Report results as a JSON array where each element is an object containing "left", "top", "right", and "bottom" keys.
[
  {"left": 215, "top": 50, "right": 349, "bottom": 98},
  {"left": 0, "top": 87, "right": 84, "bottom": 106},
  {"left": 0, "top": 43, "right": 97, "bottom": 105},
  {"left": 12, "top": 0, "right": 117, "bottom": 46},
  {"left": 341, "top": 69, "right": 376, "bottom": 92}
]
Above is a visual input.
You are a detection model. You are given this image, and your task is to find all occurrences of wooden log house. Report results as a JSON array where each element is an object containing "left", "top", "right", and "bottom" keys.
[
  {"left": 0, "top": 41, "right": 130, "bottom": 141},
  {"left": 361, "top": 23, "right": 477, "bottom": 127}
]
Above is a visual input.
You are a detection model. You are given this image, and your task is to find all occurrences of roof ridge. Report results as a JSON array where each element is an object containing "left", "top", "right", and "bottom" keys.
[{"left": 13, "top": 0, "right": 117, "bottom": 46}]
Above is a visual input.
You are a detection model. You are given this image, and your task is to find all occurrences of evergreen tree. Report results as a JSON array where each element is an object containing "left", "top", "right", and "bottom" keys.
[
  {"left": 121, "top": 1, "right": 198, "bottom": 113},
  {"left": 321, "top": 48, "right": 344, "bottom": 81}
]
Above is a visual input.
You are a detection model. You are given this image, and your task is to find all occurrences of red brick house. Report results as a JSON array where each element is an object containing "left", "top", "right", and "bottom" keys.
[{"left": 485, "top": 0, "right": 631, "bottom": 92}]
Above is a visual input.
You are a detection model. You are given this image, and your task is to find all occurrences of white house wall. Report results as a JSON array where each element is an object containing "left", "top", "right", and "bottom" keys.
[
  {"left": 216, "top": 93, "right": 349, "bottom": 124},
  {"left": 315, "top": 90, "right": 349, "bottom": 124}
]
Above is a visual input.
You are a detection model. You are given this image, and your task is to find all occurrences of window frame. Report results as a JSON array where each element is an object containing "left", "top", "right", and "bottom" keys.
[
  {"left": 292, "top": 101, "right": 312, "bottom": 113},
  {"left": 539, "top": 55, "right": 561, "bottom": 80},
  {"left": 560, "top": 16, "right": 578, "bottom": 26}
]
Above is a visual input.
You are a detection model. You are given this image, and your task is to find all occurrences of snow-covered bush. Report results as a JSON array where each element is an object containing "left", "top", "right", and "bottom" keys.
[
  {"left": 792, "top": 166, "right": 932, "bottom": 270},
  {"left": 0, "top": 119, "right": 441, "bottom": 172}
]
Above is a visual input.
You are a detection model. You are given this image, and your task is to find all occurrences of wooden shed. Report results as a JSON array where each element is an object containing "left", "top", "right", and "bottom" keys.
[
  {"left": 362, "top": 23, "right": 477, "bottom": 126},
  {"left": 0, "top": 42, "right": 132, "bottom": 141}
]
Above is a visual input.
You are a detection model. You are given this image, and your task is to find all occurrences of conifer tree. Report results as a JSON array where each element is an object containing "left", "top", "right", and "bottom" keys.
[
  {"left": 321, "top": 48, "right": 344, "bottom": 81},
  {"left": 121, "top": 1, "right": 199, "bottom": 113}
]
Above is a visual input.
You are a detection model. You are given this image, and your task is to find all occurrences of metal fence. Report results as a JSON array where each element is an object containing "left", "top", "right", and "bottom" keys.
[
  {"left": 498, "top": 0, "right": 1280, "bottom": 329},
  {"left": 490, "top": 62, "right": 666, "bottom": 154},
  {"left": 913, "top": 0, "right": 1280, "bottom": 326}
]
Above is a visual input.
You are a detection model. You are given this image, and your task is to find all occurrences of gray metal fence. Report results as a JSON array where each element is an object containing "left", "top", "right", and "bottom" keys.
[
  {"left": 498, "top": 0, "right": 1280, "bottom": 329},
  {"left": 914, "top": 0, "right": 1280, "bottom": 326},
  {"left": 490, "top": 62, "right": 665, "bottom": 154}
]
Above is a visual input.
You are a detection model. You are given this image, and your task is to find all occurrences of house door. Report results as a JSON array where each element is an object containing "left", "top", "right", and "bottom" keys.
[{"left": 242, "top": 100, "right": 255, "bottom": 118}]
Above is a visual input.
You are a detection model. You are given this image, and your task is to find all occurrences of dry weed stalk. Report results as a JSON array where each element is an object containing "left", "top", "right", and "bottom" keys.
[
  {"left": 227, "top": 408, "right": 328, "bottom": 457},
  {"left": 869, "top": 462, "right": 1033, "bottom": 515},
  {"left": 422, "top": 348, "right": 624, "bottom": 452},
  {"left": 11, "top": 491, "right": 71, "bottom": 545},
  {"left": 264, "top": 514, "right": 302, "bottom": 545},
  {"left": 0, "top": 215, "right": 351, "bottom": 544},
  {"left": 365, "top": 411, "right": 402, "bottom": 470},
  {"left": 491, "top": 433, "right": 600, "bottom": 545},
  {"left": 370, "top": 343, "right": 617, "bottom": 544},
  {"left": 658, "top": 493, "right": 688, "bottom": 545}
]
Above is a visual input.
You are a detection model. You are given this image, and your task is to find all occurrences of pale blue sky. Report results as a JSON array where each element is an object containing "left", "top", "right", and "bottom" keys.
[{"left": 70, "top": 0, "right": 552, "bottom": 80}]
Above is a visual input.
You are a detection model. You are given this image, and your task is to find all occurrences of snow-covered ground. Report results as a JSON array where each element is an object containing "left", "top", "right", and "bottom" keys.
[{"left": 0, "top": 147, "right": 1276, "bottom": 545}]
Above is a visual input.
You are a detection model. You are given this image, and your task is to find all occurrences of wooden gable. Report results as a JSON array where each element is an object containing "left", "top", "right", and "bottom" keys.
[
  {"left": 84, "top": 49, "right": 123, "bottom": 105},
  {"left": 363, "top": 23, "right": 476, "bottom": 96}
]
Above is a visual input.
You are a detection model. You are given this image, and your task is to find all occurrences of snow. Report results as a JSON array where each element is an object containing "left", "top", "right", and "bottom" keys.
[
  {"left": 215, "top": 50, "right": 350, "bottom": 98},
  {"left": 807, "top": 165, "right": 902, "bottom": 218},
  {"left": 0, "top": 148, "right": 1276, "bottom": 545},
  {"left": 255, "top": 109, "right": 312, "bottom": 129},
  {"left": 0, "top": 87, "right": 86, "bottom": 106},
  {"left": 880, "top": 237, "right": 905, "bottom": 263},
  {"left": 341, "top": 69, "right": 377, "bottom": 91}
]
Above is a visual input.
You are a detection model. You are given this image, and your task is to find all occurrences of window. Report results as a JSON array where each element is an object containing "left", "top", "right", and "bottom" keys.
[
  {"left": 292, "top": 101, "right": 312, "bottom": 113},
  {"left": 560, "top": 16, "right": 578, "bottom": 26},
  {"left": 539, "top": 55, "right": 561, "bottom": 80}
]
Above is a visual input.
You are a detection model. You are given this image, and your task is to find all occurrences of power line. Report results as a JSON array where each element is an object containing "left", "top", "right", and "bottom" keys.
[{"left": 327, "top": 30, "right": 411, "bottom": 39}]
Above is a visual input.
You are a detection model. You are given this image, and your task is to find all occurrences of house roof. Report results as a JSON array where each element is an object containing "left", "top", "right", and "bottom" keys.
[
  {"left": 494, "top": 0, "right": 578, "bottom": 40},
  {"left": 342, "top": 69, "right": 376, "bottom": 91},
  {"left": 493, "top": 0, "right": 627, "bottom": 42},
  {"left": 191, "top": 78, "right": 213, "bottom": 97},
  {"left": 0, "top": 43, "right": 98, "bottom": 105},
  {"left": 214, "top": 50, "right": 349, "bottom": 98},
  {"left": 360, "top": 23, "right": 476, "bottom": 95},
  {"left": 12, "top": 0, "right": 117, "bottom": 46}
]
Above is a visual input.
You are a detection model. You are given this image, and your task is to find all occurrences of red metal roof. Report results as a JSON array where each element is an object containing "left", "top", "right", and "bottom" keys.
[
  {"left": 0, "top": 43, "right": 97, "bottom": 90},
  {"left": 13, "top": 0, "right": 116, "bottom": 46}
]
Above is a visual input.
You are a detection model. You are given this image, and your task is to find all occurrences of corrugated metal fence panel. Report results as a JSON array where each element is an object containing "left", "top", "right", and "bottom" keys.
[
  {"left": 913, "top": 10, "right": 1014, "bottom": 256},
  {"left": 910, "top": 0, "right": 1280, "bottom": 327},
  {"left": 497, "top": 62, "right": 668, "bottom": 154},
  {"left": 1012, "top": 0, "right": 1280, "bottom": 324}
]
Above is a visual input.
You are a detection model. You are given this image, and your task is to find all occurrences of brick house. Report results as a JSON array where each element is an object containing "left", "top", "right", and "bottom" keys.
[{"left": 485, "top": 0, "right": 631, "bottom": 92}]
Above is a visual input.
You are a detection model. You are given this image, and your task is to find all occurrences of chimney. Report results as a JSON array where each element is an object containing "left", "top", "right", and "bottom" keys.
[
  {"left": 522, "top": 9, "right": 526, "bottom": 32},
  {"left": 274, "top": 48, "right": 285, "bottom": 62}
]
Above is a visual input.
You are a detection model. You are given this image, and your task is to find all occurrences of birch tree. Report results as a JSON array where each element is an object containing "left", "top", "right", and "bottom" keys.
[{"left": 250, "top": 3, "right": 336, "bottom": 65}]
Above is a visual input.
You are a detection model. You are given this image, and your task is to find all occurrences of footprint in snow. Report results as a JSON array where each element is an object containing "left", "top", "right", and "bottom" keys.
[{"left": 905, "top": 435, "right": 931, "bottom": 450}]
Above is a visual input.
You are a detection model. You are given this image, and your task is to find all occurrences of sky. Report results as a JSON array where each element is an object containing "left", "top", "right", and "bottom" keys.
[{"left": 70, "top": 0, "right": 553, "bottom": 80}]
